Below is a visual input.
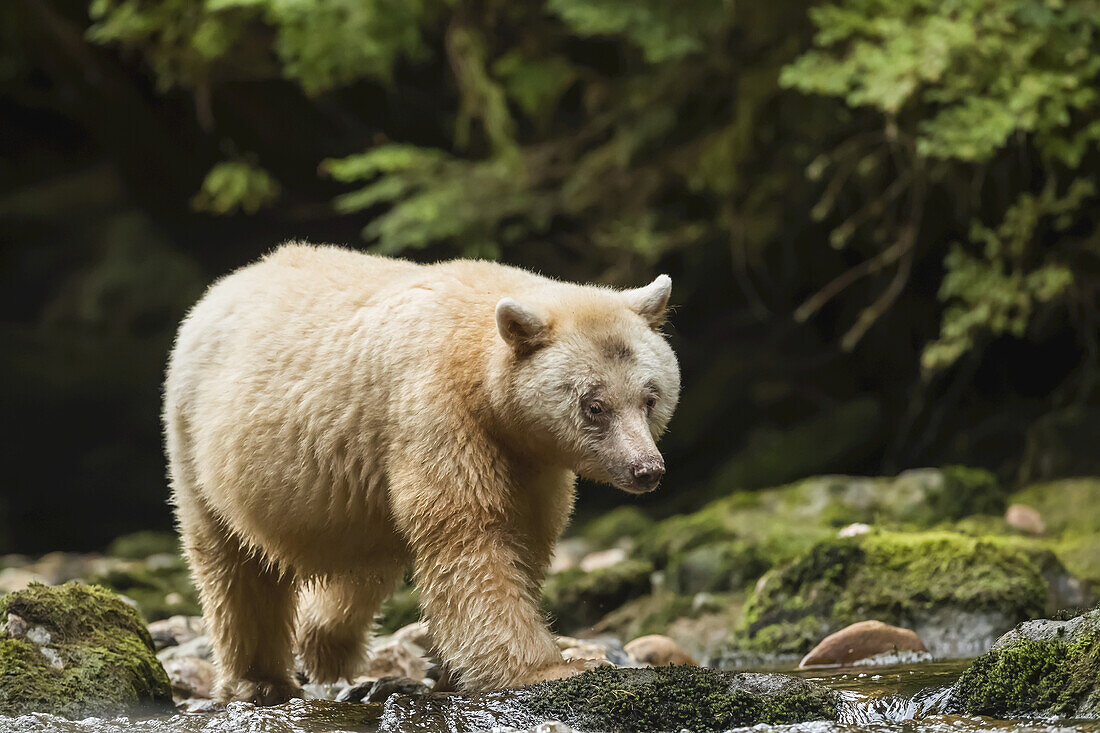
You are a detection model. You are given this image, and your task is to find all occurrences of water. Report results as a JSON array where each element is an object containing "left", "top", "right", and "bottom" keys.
[{"left": 2, "top": 662, "right": 1097, "bottom": 732}]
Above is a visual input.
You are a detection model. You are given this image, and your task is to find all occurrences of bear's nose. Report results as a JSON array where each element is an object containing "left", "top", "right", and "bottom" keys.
[{"left": 631, "top": 459, "right": 665, "bottom": 489}]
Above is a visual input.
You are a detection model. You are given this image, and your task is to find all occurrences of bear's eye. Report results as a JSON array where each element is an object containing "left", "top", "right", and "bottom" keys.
[
  {"left": 587, "top": 401, "right": 604, "bottom": 417},
  {"left": 644, "top": 395, "right": 657, "bottom": 411}
]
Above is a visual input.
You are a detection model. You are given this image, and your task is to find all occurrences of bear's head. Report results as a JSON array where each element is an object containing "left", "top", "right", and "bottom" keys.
[{"left": 491, "top": 275, "right": 680, "bottom": 494}]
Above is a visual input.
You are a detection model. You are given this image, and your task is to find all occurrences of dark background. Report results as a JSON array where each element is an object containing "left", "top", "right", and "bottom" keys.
[{"left": 2, "top": 0, "right": 1098, "bottom": 553}]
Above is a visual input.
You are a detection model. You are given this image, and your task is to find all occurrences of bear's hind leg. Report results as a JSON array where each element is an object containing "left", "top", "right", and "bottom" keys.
[
  {"left": 177, "top": 499, "right": 300, "bottom": 705},
  {"left": 296, "top": 566, "right": 404, "bottom": 684}
]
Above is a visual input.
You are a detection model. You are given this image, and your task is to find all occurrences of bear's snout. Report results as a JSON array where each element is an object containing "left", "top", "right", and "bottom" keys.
[{"left": 630, "top": 456, "right": 665, "bottom": 492}]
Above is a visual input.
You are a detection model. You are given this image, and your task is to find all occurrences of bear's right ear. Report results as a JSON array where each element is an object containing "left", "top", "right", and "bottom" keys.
[{"left": 496, "top": 298, "right": 549, "bottom": 353}]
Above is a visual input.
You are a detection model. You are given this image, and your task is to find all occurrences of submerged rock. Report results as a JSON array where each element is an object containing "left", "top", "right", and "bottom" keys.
[
  {"left": 948, "top": 606, "right": 1100, "bottom": 719},
  {"left": 729, "top": 530, "right": 1063, "bottom": 658},
  {"left": 0, "top": 582, "right": 172, "bottom": 717},
  {"left": 798, "top": 620, "right": 927, "bottom": 668},
  {"left": 378, "top": 665, "right": 838, "bottom": 733}
]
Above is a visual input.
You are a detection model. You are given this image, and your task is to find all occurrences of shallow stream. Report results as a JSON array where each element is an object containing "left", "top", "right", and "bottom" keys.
[{"left": 2, "top": 661, "right": 1097, "bottom": 732}]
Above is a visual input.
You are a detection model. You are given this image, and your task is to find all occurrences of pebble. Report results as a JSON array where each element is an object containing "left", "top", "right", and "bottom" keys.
[
  {"left": 5, "top": 613, "right": 28, "bottom": 637},
  {"left": 1005, "top": 503, "right": 1045, "bottom": 535},
  {"left": 799, "top": 620, "right": 927, "bottom": 668},
  {"left": 838, "top": 523, "right": 872, "bottom": 538},
  {"left": 624, "top": 635, "right": 697, "bottom": 666}
]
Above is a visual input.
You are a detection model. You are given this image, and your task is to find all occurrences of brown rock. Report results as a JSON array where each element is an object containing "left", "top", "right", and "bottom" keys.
[
  {"left": 162, "top": 657, "right": 217, "bottom": 700},
  {"left": 624, "top": 634, "right": 697, "bottom": 666},
  {"left": 799, "top": 620, "right": 927, "bottom": 668},
  {"left": 1005, "top": 503, "right": 1046, "bottom": 535}
]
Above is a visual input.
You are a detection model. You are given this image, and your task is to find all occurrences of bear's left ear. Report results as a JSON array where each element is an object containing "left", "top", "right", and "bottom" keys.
[
  {"left": 496, "top": 297, "right": 550, "bottom": 353},
  {"left": 623, "top": 274, "right": 672, "bottom": 328}
]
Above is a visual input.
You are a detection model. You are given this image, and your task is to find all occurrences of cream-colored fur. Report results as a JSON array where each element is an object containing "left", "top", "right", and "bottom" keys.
[{"left": 163, "top": 243, "right": 680, "bottom": 702}]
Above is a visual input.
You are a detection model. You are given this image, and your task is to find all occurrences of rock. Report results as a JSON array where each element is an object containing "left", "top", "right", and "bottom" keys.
[
  {"left": 548, "top": 538, "right": 592, "bottom": 575},
  {"left": 798, "top": 620, "right": 927, "bottom": 668},
  {"left": 147, "top": 614, "right": 206, "bottom": 650},
  {"left": 624, "top": 634, "right": 697, "bottom": 666},
  {"left": 542, "top": 559, "right": 654, "bottom": 634},
  {"left": 368, "top": 676, "right": 432, "bottom": 703},
  {"left": 361, "top": 638, "right": 427, "bottom": 680},
  {"left": 177, "top": 697, "right": 221, "bottom": 713},
  {"left": 336, "top": 675, "right": 430, "bottom": 703},
  {"left": 0, "top": 582, "right": 172, "bottom": 717},
  {"left": 949, "top": 607, "right": 1100, "bottom": 719},
  {"left": 555, "top": 636, "right": 610, "bottom": 665},
  {"left": 664, "top": 541, "right": 765, "bottom": 595},
  {"left": 1005, "top": 504, "right": 1045, "bottom": 535},
  {"left": 157, "top": 633, "right": 214, "bottom": 663},
  {"left": 162, "top": 656, "right": 216, "bottom": 699},
  {"left": 393, "top": 620, "right": 433, "bottom": 651},
  {"left": 0, "top": 568, "right": 45, "bottom": 594},
  {"left": 729, "top": 531, "right": 1062, "bottom": 658},
  {"left": 578, "top": 548, "right": 629, "bottom": 573},
  {"left": 378, "top": 666, "right": 838, "bottom": 732},
  {"left": 837, "top": 523, "right": 871, "bottom": 538},
  {"left": 578, "top": 506, "right": 654, "bottom": 550}
]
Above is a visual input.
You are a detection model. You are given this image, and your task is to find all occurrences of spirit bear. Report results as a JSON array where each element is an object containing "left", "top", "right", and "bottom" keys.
[{"left": 163, "top": 243, "right": 680, "bottom": 703}]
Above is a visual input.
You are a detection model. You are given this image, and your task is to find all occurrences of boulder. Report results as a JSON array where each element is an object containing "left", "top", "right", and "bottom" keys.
[
  {"left": 624, "top": 635, "right": 697, "bottom": 666},
  {"left": 378, "top": 666, "right": 838, "bottom": 732},
  {"left": 798, "top": 620, "right": 927, "bottom": 668},
  {"left": 949, "top": 607, "right": 1100, "bottom": 719},
  {"left": 0, "top": 582, "right": 172, "bottom": 717},
  {"left": 730, "top": 531, "right": 1061, "bottom": 658}
]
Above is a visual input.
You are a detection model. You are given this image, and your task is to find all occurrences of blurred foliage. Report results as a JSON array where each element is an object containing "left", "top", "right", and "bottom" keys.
[
  {"left": 191, "top": 159, "right": 281, "bottom": 214},
  {"left": 2, "top": 0, "right": 1099, "bottom": 548}
]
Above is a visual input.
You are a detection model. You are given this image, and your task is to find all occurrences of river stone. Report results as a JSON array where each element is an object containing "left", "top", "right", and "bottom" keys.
[
  {"left": 1005, "top": 504, "right": 1046, "bottom": 535},
  {"left": 0, "top": 582, "right": 172, "bottom": 718},
  {"left": 162, "top": 656, "right": 216, "bottom": 699},
  {"left": 624, "top": 634, "right": 697, "bottom": 666},
  {"left": 147, "top": 614, "right": 206, "bottom": 650},
  {"left": 798, "top": 620, "right": 926, "bottom": 668},
  {"left": 948, "top": 607, "right": 1100, "bottom": 719},
  {"left": 378, "top": 666, "right": 838, "bottom": 732}
]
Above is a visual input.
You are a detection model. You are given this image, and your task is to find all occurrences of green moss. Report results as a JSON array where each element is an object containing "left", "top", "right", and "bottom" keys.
[
  {"left": 523, "top": 665, "right": 838, "bottom": 731},
  {"left": 0, "top": 582, "right": 172, "bottom": 718},
  {"left": 105, "top": 531, "right": 180, "bottom": 559},
  {"left": 579, "top": 506, "right": 655, "bottom": 549},
  {"left": 543, "top": 559, "right": 654, "bottom": 633},
  {"left": 736, "top": 531, "right": 1051, "bottom": 654},
  {"left": 665, "top": 541, "right": 769, "bottom": 594},
  {"left": 953, "top": 609, "right": 1100, "bottom": 718}
]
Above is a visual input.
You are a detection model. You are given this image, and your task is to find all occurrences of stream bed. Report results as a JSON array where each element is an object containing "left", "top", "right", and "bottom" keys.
[{"left": 2, "top": 660, "right": 1097, "bottom": 733}]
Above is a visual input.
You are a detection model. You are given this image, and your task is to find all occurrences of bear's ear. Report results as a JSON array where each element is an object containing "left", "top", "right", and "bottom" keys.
[
  {"left": 623, "top": 274, "right": 672, "bottom": 328},
  {"left": 496, "top": 297, "right": 549, "bottom": 353}
]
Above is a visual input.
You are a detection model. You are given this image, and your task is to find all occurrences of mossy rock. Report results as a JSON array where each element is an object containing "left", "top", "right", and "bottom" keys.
[
  {"left": 579, "top": 506, "right": 655, "bottom": 550},
  {"left": 950, "top": 607, "right": 1100, "bottom": 718},
  {"left": 734, "top": 530, "right": 1054, "bottom": 656},
  {"left": 543, "top": 559, "right": 654, "bottom": 634},
  {"left": 0, "top": 582, "right": 172, "bottom": 718},
  {"left": 378, "top": 666, "right": 838, "bottom": 732}
]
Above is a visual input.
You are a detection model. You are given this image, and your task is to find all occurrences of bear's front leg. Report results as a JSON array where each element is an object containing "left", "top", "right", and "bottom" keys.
[{"left": 403, "top": 508, "right": 583, "bottom": 689}]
